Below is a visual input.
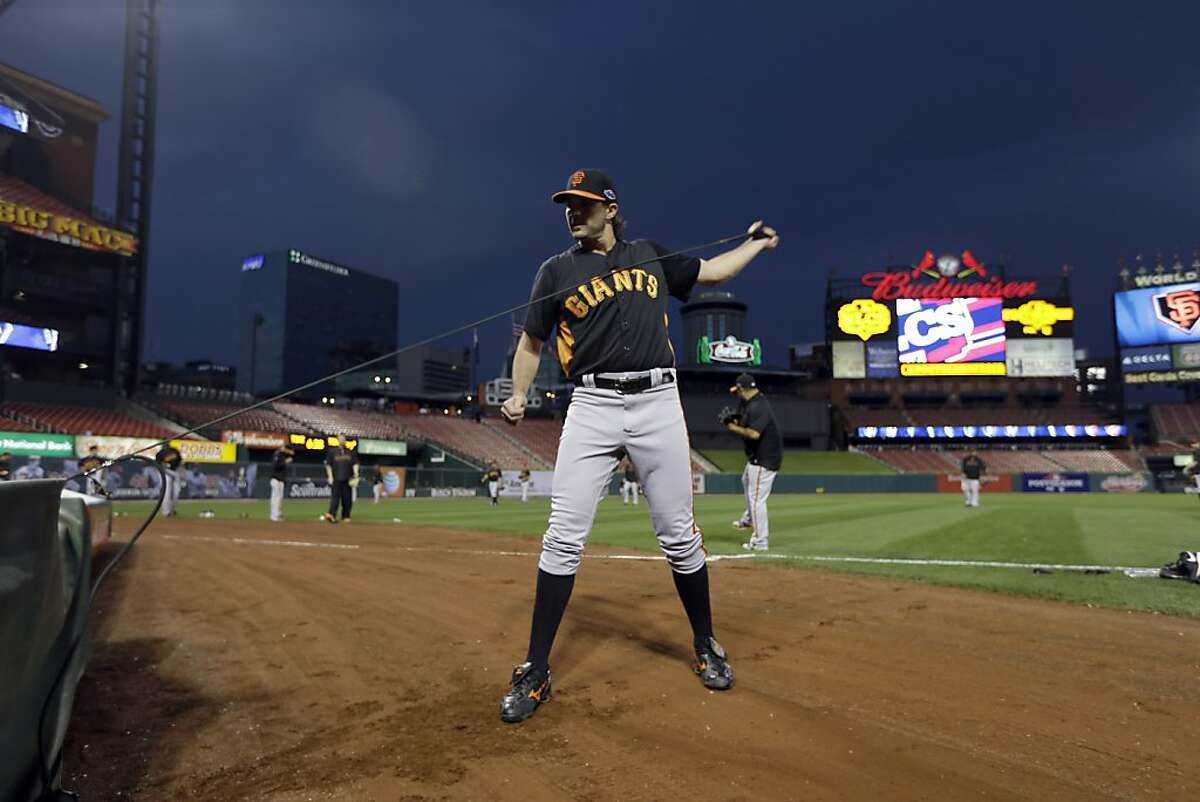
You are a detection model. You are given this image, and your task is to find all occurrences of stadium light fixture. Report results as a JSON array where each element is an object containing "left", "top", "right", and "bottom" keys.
[{"left": 78, "top": 362, "right": 88, "bottom": 369}]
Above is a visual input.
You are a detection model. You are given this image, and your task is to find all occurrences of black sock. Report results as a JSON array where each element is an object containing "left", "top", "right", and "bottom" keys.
[
  {"left": 671, "top": 564, "right": 714, "bottom": 649},
  {"left": 525, "top": 568, "right": 576, "bottom": 672}
]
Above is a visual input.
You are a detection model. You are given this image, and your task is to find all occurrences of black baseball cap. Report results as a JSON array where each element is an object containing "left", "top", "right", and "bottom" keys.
[
  {"left": 552, "top": 168, "right": 618, "bottom": 204},
  {"left": 730, "top": 372, "right": 756, "bottom": 392}
]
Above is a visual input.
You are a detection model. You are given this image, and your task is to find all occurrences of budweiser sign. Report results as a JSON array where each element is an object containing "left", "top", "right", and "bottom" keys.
[{"left": 861, "top": 250, "right": 1038, "bottom": 302}]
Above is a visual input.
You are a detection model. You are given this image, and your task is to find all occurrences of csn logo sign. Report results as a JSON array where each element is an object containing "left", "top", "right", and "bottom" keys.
[{"left": 896, "top": 298, "right": 1005, "bottom": 364}]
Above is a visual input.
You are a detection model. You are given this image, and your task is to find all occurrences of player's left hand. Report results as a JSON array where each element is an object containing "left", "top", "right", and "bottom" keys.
[
  {"left": 500, "top": 395, "right": 526, "bottom": 425},
  {"left": 748, "top": 220, "right": 779, "bottom": 250}
]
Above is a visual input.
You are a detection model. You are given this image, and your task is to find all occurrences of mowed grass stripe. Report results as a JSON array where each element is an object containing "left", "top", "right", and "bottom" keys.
[{"left": 125, "top": 494, "right": 1200, "bottom": 617}]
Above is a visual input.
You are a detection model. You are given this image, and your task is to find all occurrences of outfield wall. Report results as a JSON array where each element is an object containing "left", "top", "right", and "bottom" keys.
[{"left": 49, "top": 462, "right": 1148, "bottom": 499}]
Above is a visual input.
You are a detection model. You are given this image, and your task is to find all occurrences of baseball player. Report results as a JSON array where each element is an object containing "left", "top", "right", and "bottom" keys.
[
  {"left": 79, "top": 443, "right": 106, "bottom": 495},
  {"left": 269, "top": 444, "right": 293, "bottom": 521},
  {"left": 519, "top": 468, "right": 533, "bottom": 502},
  {"left": 725, "top": 373, "right": 783, "bottom": 551},
  {"left": 497, "top": 167, "right": 778, "bottom": 723},
  {"left": 482, "top": 464, "right": 502, "bottom": 505},
  {"left": 960, "top": 451, "right": 985, "bottom": 508},
  {"left": 0, "top": 451, "right": 10, "bottom": 481},
  {"left": 620, "top": 459, "right": 639, "bottom": 505},
  {"left": 156, "top": 444, "right": 183, "bottom": 516},
  {"left": 373, "top": 466, "right": 385, "bottom": 503},
  {"left": 322, "top": 441, "right": 359, "bottom": 522}
]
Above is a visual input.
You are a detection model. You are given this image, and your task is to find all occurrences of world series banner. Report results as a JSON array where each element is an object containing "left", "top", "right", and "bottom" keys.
[{"left": 1020, "top": 473, "right": 1089, "bottom": 493}]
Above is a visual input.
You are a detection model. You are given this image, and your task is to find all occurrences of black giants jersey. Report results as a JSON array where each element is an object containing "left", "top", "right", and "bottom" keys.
[
  {"left": 737, "top": 393, "right": 783, "bottom": 472},
  {"left": 523, "top": 240, "right": 701, "bottom": 377},
  {"left": 961, "top": 456, "right": 985, "bottom": 480}
]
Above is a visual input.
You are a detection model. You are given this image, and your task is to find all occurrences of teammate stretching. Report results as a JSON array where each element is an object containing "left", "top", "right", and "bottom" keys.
[{"left": 497, "top": 168, "right": 778, "bottom": 723}]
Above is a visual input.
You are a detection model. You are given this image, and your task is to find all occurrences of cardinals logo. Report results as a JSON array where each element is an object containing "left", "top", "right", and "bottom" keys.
[{"left": 911, "top": 250, "right": 987, "bottom": 280}]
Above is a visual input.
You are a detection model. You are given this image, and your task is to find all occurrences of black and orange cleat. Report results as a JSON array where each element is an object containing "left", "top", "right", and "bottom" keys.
[
  {"left": 694, "top": 637, "right": 734, "bottom": 691},
  {"left": 500, "top": 662, "right": 551, "bottom": 723}
]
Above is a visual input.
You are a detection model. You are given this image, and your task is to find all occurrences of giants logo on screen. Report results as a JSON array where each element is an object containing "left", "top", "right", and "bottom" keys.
[
  {"left": 896, "top": 298, "right": 1005, "bottom": 363},
  {"left": 1154, "top": 288, "right": 1200, "bottom": 334}
]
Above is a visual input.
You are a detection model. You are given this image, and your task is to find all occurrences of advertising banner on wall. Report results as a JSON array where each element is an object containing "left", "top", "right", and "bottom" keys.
[
  {"left": 75, "top": 436, "right": 236, "bottom": 464},
  {"left": 0, "top": 431, "right": 75, "bottom": 457},
  {"left": 221, "top": 430, "right": 289, "bottom": 449},
  {"left": 501, "top": 470, "right": 553, "bottom": 497},
  {"left": 1097, "top": 473, "right": 1151, "bottom": 493},
  {"left": 1021, "top": 473, "right": 1090, "bottom": 493},
  {"left": 358, "top": 439, "right": 408, "bottom": 456},
  {"left": 935, "top": 473, "right": 1013, "bottom": 493}
]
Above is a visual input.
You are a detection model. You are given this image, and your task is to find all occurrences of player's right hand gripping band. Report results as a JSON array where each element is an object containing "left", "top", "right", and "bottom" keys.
[{"left": 718, "top": 406, "right": 739, "bottom": 426}]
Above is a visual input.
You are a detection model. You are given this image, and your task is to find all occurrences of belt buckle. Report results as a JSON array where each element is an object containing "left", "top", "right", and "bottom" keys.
[{"left": 615, "top": 377, "right": 637, "bottom": 395}]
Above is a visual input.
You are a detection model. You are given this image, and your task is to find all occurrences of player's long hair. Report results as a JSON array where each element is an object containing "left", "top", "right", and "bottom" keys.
[{"left": 612, "top": 213, "right": 627, "bottom": 240}]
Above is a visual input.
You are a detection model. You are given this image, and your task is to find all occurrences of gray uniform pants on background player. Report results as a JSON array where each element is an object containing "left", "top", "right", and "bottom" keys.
[
  {"left": 961, "top": 478, "right": 981, "bottom": 507},
  {"left": 540, "top": 369, "right": 704, "bottom": 576},
  {"left": 162, "top": 469, "right": 180, "bottom": 516},
  {"left": 270, "top": 477, "right": 285, "bottom": 520},
  {"left": 621, "top": 479, "right": 639, "bottom": 505},
  {"left": 735, "top": 463, "right": 776, "bottom": 547}
]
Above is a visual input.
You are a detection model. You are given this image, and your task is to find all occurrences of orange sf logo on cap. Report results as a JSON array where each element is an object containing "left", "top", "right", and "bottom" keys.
[{"left": 569, "top": 170, "right": 586, "bottom": 187}]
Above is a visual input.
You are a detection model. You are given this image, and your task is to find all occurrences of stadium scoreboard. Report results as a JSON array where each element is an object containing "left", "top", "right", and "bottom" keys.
[
  {"left": 1113, "top": 274, "right": 1200, "bottom": 384},
  {"left": 828, "top": 250, "right": 1075, "bottom": 379}
]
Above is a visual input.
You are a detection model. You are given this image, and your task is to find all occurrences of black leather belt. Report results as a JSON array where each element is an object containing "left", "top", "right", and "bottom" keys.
[{"left": 572, "top": 372, "right": 675, "bottom": 394}]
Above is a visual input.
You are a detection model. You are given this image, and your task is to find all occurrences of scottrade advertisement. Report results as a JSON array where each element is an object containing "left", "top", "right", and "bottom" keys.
[
  {"left": 1114, "top": 282, "right": 1200, "bottom": 346},
  {"left": 1021, "top": 473, "right": 1090, "bottom": 493},
  {"left": 896, "top": 298, "right": 1006, "bottom": 376}
]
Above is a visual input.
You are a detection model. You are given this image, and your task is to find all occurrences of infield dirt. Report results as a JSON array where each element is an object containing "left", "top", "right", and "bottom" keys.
[{"left": 63, "top": 517, "right": 1199, "bottom": 801}]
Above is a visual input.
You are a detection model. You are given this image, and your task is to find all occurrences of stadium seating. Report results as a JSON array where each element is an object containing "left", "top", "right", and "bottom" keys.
[
  {"left": 274, "top": 402, "right": 408, "bottom": 440},
  {"left": 1043, "top": 450, "right": 1143, "bottom": 473},
  {"left": 864, "top": 449, "right": 957, "bottom": 473},
  {"left": 1151, "top": 404, "right": 1200, "bottom": 441},
  {"left": 0, "top": 413, "right": 43, "bottom": 432},
  {"left": 862, "top": 447, "right": 1139, "bottom": 474},
  {"left": 396, "top": 413, "right": 550, "bottom": 469},
  {"left": 1, "top": 402, "right": 176, "bottom": 438},
  {"left": 481, "top": 418, "right": 561, "bottom": 465},
  {"left": 149, "top": 398, "right": 299, "bottom": 435}
]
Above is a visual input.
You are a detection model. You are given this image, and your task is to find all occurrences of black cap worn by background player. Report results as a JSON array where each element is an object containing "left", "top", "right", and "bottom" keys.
[{"left": 730, "top": 372, "right": 756, "bottom": 393}]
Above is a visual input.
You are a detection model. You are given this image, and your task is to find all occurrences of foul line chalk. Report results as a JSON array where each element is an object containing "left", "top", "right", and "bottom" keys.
[
  {"left": 161, "top": 534, "right": 359, "bottom": 550},
  {"left": 159, "top": 535, "right": 1156, "bottom": 572}
]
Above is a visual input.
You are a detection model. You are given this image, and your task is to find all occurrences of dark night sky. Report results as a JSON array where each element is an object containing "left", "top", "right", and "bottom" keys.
[{"left": 4, "top": 1, "right": 1200, "bottom": 378}]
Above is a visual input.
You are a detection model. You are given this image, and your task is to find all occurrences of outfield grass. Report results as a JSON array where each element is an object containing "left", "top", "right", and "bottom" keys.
[
  {"left": 698, "top": 449, "right": 895, "bottom": 474},
  {"left": 126, "top": 493, "right": 1200, "bottom": 617}
]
